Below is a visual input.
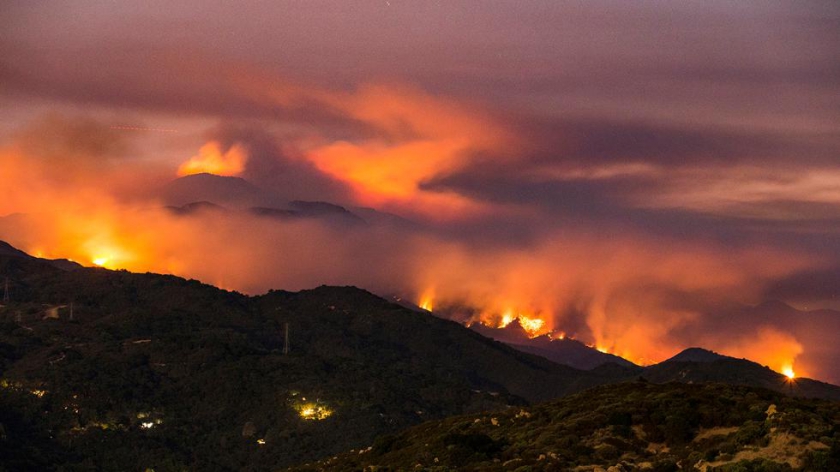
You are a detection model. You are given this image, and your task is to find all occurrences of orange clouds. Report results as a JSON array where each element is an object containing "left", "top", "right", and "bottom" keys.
[
  {"left": 0, "top": 108, "right": 830, "bottom": 383},
  {"left": 310, "top": 85, "right": 512, "bottom": 219},
  {"left": 177, "top": 141, "right": 248, "bottom": 177},
  {"left": 307, "top": 139, "right": 490, "bottom": 219},
  {"left": 234, "top": 76, "right": 514, "bottom": 220},
  {"left": 0, "top": 138, "right": 819, "bottom": 380}
]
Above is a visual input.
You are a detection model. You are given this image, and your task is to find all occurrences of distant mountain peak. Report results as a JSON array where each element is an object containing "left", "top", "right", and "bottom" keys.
[
  {"left": 163, "top": 173, "right": 267, "bottom": 208},
  {"left": 470, "top": 319, "right": 638, "bottom": 370},
  {"left": 175, "top": 172, "right": 251, "bottom": 185},
  {"left": 166, "top": 201, "right": 227, "bottom": 215},
  {"left": 289, "top": 201, "right": 366, "bottom": 224},
  {"left": 664, "top": 347, "right": 728, "bottom": 363},
  {"left": 250, "top": 201, "right": 366, "bottom": 225},
  {"left": 754, "top": 299, "right": 796, "bottom": 313},
  {"left": 289, "top": 200, "right": 351, "bottom": 215}
]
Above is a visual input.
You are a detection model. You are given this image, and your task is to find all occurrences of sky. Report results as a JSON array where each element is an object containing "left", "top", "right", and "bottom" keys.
[{"left": 1, "top": 1, "right": 840, "bottom": 382}]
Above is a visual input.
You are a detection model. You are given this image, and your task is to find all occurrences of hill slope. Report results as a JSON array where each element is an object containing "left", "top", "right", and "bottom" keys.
[
  {"left": 0, "top": 243, "right": 624, "bottom": 471},
  {"left": 295, "top": 382, "right": 840, "bottom": 471},
  {"left": 471, "top": 319, "right": 637, "bottom": 370},
  {"left": 2, "top": 242, "right": 839, "bottom": 471},
  {"left": 644, "top": 348, "right": 840, "bottom": 401},
  {"left": 162, "top": 173, "right": 267, "bottom": 208}
]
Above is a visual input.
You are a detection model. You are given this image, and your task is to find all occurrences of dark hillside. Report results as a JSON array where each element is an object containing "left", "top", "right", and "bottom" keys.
[
  {"left": 644, "top": 351, "right": 840, "bottom": 401},
  {"left": 0, "top": 243, "right": 626, "bottom": 471},
  {"left": 296, "top": 382, "right": 840, "bottom": 471},
  {"left": 2, "top": 241, "right": 839, "bottom": 471}
]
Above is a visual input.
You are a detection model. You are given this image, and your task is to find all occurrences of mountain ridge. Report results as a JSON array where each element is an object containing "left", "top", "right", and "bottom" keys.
[
  {"left": 470, "top": 318, "right": 638, "bottom": 370},
  {"left": 0, "top": 241, "right": 628, "bottom": 469},
  {"left": 1, "top": 240, "right": 839, "bottom": 470}
]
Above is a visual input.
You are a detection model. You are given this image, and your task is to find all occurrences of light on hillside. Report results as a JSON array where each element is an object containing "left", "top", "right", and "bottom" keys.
[
  {"left": 419, "top": 297, "right": 433, "bottom": 311},
  {"left": 782, "top": 366, "right": 795, "bottom": 380},
  {"left": 295, "top": 402, "right": 333, "bottom": 420}
]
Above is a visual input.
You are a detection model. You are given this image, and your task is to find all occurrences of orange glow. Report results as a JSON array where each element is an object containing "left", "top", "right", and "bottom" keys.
[
  {"left": 713, "top": 327, "right": 805, "bottom": 380},
  {"left": 782, "top": 366, "right": 796, "bottom": 380},
  {"left": 177, "top": 141, "right": 247, "bottom": 177},
  {"left": 499, "top": 311, "right": 515, "bottom": 328},
  {"left": 240, "top": 80, "right": 517, "bottom": 221},
  {"left": 307, "top": 139, "right": 494, "bottom": 220},
  {"left": 417, "top": 288, "right": 435, "bottom": 311},
  {"left": 517, "top": 315, "right": 545, "bottom": 337},
  {"left": 92, "top": 256, "right": 109, "bottom": 267},
  {"left": 418, "top": 289, "right": 435, "bottom": 311},
  {"left": 0, "top": 114, "right": 827, "bottom": 383},
  {"left": 479, "top": 309, "right": 547, "bottom": 338}
]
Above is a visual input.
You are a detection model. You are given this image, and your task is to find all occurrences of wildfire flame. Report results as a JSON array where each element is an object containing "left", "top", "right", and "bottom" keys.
[
  {"left": 86, "top": 242, "right": 135, "bottom": 270},
  {"left": 499, "top": 310, "right": 515, "bottom": 328},
  {"left": 782, "top": 365, "right": 796, "bottom": 380},
  {"left": 517, "top": 315, "right": 545, "bottom": 336},
  {"left": 418, "top": 290, "right": 434, "bottom": 312},
  {"left": 488, "top": 309, "right": 547, "bottom": 338}
]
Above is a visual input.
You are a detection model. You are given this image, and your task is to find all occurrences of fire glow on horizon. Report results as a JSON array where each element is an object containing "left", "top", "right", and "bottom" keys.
[
  {"left": 177, "top": 141, "right": 248, "bottom": 177},
  {"left": 0, "top": 80, "right": 824, "bottom": 384},
  {"left": 415, "top": 293, "right": 806, "bottom": 373}
]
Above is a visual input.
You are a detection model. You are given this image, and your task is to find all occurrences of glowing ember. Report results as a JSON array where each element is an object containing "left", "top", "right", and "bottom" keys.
[
  {"left": 257, "top": 438, "right": 266, "bottom": 445},
  {"left": 782, "top": 366, "right": 796, "bottom": 380}
]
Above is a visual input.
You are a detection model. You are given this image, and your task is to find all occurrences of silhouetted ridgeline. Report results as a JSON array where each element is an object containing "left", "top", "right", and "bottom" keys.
[
  {"left": 0, "top": 242, "right": 628, "bottom": 470},
  {"left": 1, "top": 242, "right": 838, "bottom": 471}
]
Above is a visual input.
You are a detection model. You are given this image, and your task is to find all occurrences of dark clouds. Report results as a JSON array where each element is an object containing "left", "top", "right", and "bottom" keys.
[
  {"left": 509, "top": 117, "right": 840, "bottom": 167},
  {"left": 765, "top": 267, "right": 840, "bottom": 310}
]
